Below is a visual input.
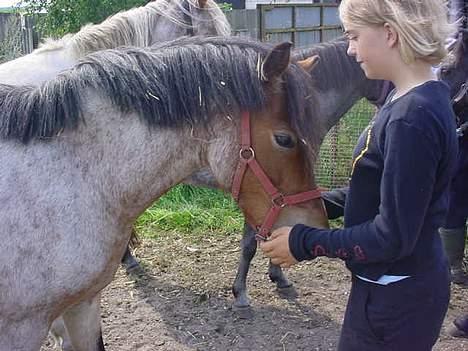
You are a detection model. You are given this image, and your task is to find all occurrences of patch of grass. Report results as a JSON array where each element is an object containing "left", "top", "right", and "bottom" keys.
[
  {"left": 135, "top": 185, "right": 244, "bottom": 238},
  {"left": 330, "top": 218, "right": 344, "bottom": 229},
  {"left": 135, "top": 185, "right": 347, "bottom": 239}
]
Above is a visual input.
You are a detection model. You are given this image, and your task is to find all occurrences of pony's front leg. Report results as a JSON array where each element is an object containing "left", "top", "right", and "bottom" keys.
[
  {"left": 0, "top": 314, "right": 49, "bottom": 351},
  {"left": 232, "top": 223, "right": 257, "bottom": 313},
  {"left": 61, "top": 293, "right": 105, "bottom": 351},
  {"left": 268, "top": 262, "right": 298, "bottom": 299}
]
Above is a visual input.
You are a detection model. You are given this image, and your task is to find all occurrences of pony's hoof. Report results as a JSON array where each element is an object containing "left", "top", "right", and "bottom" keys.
[
  {"left": 451, "top": 271, "right": 468, "bottom": 286},
  {"left": 277, "top": 285, "right": 298, "bottom": 300},
  {"left": 449, "top": 315, "right": 468, "bottom": 338},
  {"left": 123, "top": 261, "right": 141, "bottom": 275},
  {"left": 448, "top": 324, "right": 468, "bottom": 338},
  {"left": 232, "top": 305, "right": 254, "bottom": 319}
]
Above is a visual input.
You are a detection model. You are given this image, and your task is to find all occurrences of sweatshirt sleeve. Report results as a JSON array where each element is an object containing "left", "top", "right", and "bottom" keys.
[{"left": 289, "top": 118, "right": 442, "bottom": 263}]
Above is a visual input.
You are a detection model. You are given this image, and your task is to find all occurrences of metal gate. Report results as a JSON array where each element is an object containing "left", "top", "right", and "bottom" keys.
[{"left": 258, "top": 3, "right": 342, "bottom": 47}]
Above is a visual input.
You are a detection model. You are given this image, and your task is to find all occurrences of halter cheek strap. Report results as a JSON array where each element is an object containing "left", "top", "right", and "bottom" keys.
[{"left": 231, "top": 111, "right": 323, "bottom": 241}]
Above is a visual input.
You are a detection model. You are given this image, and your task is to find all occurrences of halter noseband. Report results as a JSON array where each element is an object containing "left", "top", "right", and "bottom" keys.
[{"left": 231, "top": 111, "right": 322, "bottom": 241}]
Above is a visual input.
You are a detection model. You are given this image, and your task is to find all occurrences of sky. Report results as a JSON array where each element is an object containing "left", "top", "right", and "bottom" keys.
[{"left": 0, "top": 0, "right": 19, "bottom": 7}]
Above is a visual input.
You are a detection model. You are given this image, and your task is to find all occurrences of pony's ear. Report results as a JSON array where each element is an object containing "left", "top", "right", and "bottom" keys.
[
  {"left": 198, "top": 0, "right": 208, "bottom": 8},
  {"left": 297, "top": 55, "right": 320, "bottom": 74},
  {"left": 262, "top": 42, "right": 292, "bottom": 81}
]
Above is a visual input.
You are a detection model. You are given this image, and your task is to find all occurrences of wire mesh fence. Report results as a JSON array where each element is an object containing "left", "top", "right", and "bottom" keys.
[{"left": 316, "top": 99, "right": 377, "bottom": 190}]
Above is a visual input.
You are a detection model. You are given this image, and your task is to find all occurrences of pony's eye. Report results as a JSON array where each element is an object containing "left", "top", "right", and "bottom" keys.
[{"left": 274, "top": 133, "right": 296, "bottom": 148}]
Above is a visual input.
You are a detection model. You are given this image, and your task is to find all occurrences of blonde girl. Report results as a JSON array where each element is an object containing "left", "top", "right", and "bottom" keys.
[{"left": 261, "top": 1, "right": 458, "bottom": 349}]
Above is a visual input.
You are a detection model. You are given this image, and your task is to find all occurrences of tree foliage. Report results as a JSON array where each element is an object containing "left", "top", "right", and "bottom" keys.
[{"left": 19, "top": 0, "right": 149, "bottom": 37}]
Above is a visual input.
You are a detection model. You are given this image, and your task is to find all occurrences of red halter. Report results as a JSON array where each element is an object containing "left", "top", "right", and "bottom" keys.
[{"left": 231, "top": 111, "right": 322, "bottom": 241}]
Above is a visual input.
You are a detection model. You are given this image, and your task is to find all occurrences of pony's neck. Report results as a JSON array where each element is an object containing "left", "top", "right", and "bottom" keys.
[
  {"left": 76, "top": 95, "right": 225, "bottom": 224},
  {"left": 316, "top": 88, "right": 362, "bottom": 132},
  {"left": 317, "top": 74, "right": 386, "bottom": 132},
  {"left": 2, "top": 2, "right": 168, "bottom": 85},
  {"left": 67, "top": 6, "right": 155, "bottom": 58},
  {"left": 299, "top": 41, "right": 371, "bottom": 131}
]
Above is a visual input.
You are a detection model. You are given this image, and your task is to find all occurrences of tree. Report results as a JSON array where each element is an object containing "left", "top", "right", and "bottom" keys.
[{"left": 19, "top": 0, "right": 149, "bottom": 37}]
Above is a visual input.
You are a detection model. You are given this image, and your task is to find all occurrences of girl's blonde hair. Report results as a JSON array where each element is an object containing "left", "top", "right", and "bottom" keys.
[{"left": 339, "top": 0, "right": 457, "bottom": 64}]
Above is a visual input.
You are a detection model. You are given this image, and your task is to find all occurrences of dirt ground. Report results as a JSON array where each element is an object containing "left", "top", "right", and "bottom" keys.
[{"left": 42, "top": 232, "right": 468, "bottom": 351}]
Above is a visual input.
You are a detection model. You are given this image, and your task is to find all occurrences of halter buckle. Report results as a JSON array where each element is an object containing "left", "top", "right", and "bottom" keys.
[
  {"left": 271, "top": 193, "right": 286, "bottom": 208},
  {"left": 255, "top": 226, "right": 269, "bottom": 241},
  {"left": 239, "top": 147, "right": 255, "bottom": 161}
]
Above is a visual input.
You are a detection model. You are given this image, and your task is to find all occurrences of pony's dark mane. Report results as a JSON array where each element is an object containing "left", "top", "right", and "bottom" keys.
[
  {"left": 0, "top": 36, "right": 323, "bottom": 161},
  {"left": 292, "top": 36, "right": 366, "bottom": 91}
]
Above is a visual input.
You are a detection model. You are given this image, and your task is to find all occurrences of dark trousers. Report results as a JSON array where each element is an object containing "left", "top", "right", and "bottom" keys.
[{"left": 338, "top": 269, "right": 450, "bottom": 351}]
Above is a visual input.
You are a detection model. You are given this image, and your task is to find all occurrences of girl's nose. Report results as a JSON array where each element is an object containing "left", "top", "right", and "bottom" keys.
[{"left": 346, "top": 43, "right": 356, "bottom": 57}]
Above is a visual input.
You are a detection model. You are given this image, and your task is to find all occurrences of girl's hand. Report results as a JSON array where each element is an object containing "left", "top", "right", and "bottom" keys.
[{"left": 259, "top": 226, "right": 298, "bottom": 268}]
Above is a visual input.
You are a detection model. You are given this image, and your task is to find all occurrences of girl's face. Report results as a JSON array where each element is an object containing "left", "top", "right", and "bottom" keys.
[{"left": 344, "top": 24, "right": 393, "bottom": 80}]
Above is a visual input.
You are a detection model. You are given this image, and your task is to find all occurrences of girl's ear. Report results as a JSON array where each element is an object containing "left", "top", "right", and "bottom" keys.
[{"left": 383, "top": 22, "right": 398, "bottom": 48}]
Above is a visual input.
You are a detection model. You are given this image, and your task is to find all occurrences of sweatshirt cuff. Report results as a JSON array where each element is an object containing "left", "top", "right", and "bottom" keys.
[{"left": 289, "top": 224, "right": 316, "bottom": 262}]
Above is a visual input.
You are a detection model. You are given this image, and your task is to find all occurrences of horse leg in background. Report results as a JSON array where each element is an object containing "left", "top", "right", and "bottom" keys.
[
  {"left": 0, "top": 314, "right": 49, "bottom": 351},
  {"left": 265, "top": 231, "right": 298, "bottom": 298},
  {"left": 121, "top": 228, "right": 141, "bottom": 274},
  {"left": 232, "top": 223, "right": 257, "bottom": 311},
  {"left": 268, "top": 261, "right": 298, "bottom": 298},
  {"left": 232, "top": 223, "right": 298, "bottom": 313},
  {"left": 60, "top": 293, "right": 105, "bottom": 351}
]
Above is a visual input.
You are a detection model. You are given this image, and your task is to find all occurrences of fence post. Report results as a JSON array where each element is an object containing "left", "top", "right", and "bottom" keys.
[{"left": 21, "top": 14, "right": 35, "bottom": 54}]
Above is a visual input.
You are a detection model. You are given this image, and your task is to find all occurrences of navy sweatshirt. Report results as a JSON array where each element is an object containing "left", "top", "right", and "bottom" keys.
[{"left": 290, "top": 81, "right": 458, "bottom": 280}]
